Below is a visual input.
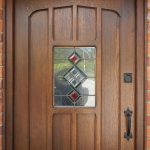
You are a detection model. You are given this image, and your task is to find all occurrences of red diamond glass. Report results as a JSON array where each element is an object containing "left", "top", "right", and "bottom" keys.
[
  {"left": 69, "top": 53, "right": 80, "bottom": 64},
  {"left": 69, "top": 90, "right": 80, "bottom": 102}
]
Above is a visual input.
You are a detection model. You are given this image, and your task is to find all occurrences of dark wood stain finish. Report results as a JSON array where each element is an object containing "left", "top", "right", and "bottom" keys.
[
  {"left": 5, "top": 0, "right": 145, "bottom": 150},
  {"left": 101, "top": 10, "right": 120, "bottom": 150}
]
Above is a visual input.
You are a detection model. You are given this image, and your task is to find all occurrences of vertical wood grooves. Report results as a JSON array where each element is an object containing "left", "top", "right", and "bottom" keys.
[
  {"left": 136, "top": 0, "right": 145, "bottom": 149},
  {"left": 46, "top": 9, "right": 50, "bottom": 150},
  {"left": 94, "top": 114, "right": 96, "bottom": 150},
  {"left": 72, "top": 113, "right": 76, "bottom": 150},
  {"left": 118, "top": 13, "right": 121, "bottom": 150},
  {"left": 48, "top": 114, "right": 52, "bottom": 150},
  {"left": 28, "top": 14, "right": 31, "bottom": 150},
  {"left": 49, "top": 8, "right": 53, "bottom": 44},
  {"left": 48, "top": 8, "right": 53, "bottom": 109},
  {"left": 117, "top": 14, "right": 121, "bottom": 150},
  {"left": 96, "top": 7, "right": 101, "bottom": 150},
  {"left": 48, "top": 7, "right": 53, "bottom": 150},
  {"left": 73, "top": 5, "right": 77, "bottom": 42}
]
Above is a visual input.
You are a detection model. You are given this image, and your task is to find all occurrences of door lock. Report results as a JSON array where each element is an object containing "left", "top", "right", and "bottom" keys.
[{"left": 124, "top": 73, "right": 132, "bottom": 83}]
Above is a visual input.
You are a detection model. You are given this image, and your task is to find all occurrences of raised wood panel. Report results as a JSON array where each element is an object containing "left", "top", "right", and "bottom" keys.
[
  {"left": 101, "top": 10, "right": 120, "bottom": 150},
  {"left": 53, "top": 6, "right": 73, "bottom": 41},
  {"left": 77, "top": 6, "right": 97, "bottom": 41},
  {"left": 76, "top": 114, "right": 95, "bottom": 150},
  {"left": 29, "top": 10, "right": 48, "bottom": 150},
  {"left": 52, "top": 114, "right": 71, "bottom": 150}
]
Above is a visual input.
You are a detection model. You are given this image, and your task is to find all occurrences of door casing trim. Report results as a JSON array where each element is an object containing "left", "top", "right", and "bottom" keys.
[{"left": 5, "top": 0, "right": 146, "bottom": 149}]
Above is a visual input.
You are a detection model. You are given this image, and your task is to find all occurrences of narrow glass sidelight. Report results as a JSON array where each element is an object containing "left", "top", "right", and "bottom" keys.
[{"left": 53, "top": 47, "right": 96, "bottom": 107}]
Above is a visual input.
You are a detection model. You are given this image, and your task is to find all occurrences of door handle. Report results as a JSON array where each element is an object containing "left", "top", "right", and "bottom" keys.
[{"left": 124, "top": 108, "right": 133, "bottom": 141}]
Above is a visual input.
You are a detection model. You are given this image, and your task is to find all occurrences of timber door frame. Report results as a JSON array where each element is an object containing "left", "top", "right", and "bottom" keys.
[{"left": 5, "top": 0, "right": 146, "bottom": 149}]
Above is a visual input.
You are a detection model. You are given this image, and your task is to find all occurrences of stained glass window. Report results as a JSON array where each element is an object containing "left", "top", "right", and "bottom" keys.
[{"left": 53, "top": 47, "right": 96, "bottom": 107}]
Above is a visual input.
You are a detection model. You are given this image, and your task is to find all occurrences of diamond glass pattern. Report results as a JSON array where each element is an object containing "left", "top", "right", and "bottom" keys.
[
  {"left": 69, "top": 52, "right": 81, "bottom": 64},
  {"left": 68, "top": 90, "right": 80, "bottom": 102},
  {"left": 64, "top": 67, "right": 87, "bottom": 88}
]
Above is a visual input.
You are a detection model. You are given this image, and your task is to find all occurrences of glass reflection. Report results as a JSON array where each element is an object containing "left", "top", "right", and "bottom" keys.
[
  {"left": 77, "top": 78, "right": 95, "bottom": 95},
  {"left": 77, "top": 60, "right": 96, "bottom": 77},
  {"left": 54, "top": 59, "right": 72, "bottom": 76},
  {"left": 54, "top": 47, "right": 74, "bottom": 59},
  {"left": 75, "top": 96, "right": 95, "bottom": 107},
  {"left": 75, "top": 47, "right": 96, "bottom": 59}
]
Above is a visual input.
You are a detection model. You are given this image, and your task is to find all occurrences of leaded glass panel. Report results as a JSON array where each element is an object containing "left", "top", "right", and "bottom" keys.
[{"left": 53, "top": 47, "right": 96, "bottom": 107}]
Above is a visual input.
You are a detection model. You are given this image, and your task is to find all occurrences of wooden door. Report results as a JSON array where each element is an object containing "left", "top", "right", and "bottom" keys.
[{"left": 6, "top": 0, "right": 145, "bottom": 149}]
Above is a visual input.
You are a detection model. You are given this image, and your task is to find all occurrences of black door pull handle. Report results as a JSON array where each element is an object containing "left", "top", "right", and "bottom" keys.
[{"left": 124, "top": 108, "right": 133, "bottom": 141}]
